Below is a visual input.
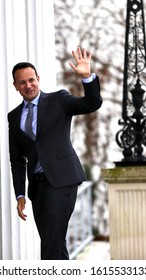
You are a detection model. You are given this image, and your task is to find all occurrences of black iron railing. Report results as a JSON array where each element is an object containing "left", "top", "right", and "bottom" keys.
[{"left": 116, "top": 0, "right": 146, "bottom": 165}]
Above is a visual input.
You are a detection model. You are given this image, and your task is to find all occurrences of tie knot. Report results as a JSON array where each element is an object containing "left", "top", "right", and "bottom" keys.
[{"left": 27, "top": 102, "right": 34, "bottom": 109}]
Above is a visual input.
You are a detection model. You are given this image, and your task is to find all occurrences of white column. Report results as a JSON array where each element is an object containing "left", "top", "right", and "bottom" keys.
[
  {"left": 102, "top": 166, "right": 146, "bottom": 260},
  {"left": 0, "top": 0, "right": 56, "bottom": 259},
  {"left": 109, "top": 183, "right": 146, "bottom": 260}
]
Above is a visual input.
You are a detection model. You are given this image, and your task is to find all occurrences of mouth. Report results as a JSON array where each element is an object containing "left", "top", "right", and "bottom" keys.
[{"left": 25, "top": 90, "right": 33, "bottom": 94}]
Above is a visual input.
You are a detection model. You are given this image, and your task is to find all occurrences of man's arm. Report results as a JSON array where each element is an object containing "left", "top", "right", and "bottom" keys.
[
  {"left": 60, "top": 48, "right": 102, "bottom": 115},
  {"left": 8, "top": 115, "right": 27, "bottom": 220}
]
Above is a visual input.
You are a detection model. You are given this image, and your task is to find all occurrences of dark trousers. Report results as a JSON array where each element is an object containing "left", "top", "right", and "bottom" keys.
[{"left": 31, "top": 176, "right": 78, "bottom": 260}]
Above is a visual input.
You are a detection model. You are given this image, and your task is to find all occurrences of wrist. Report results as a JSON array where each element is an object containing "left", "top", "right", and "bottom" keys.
[
  {"left": 17, "top": 195, "right": 25, "bottom": 201},
  {"left": 81, "top": 73, "right": 91, "bottom": 79},
  {"left": 82, "top": 73, "right": 96, "bottom": 83}
]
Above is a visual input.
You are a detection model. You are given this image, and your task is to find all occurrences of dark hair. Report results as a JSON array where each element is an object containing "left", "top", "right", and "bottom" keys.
[{"left": 12, "top": 62, "right": 38, "bottom": 81}]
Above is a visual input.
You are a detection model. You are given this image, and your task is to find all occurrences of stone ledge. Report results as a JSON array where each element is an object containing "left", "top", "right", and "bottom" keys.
[{"left": 101, "top": 166, "right": 146, "bottom": 183}]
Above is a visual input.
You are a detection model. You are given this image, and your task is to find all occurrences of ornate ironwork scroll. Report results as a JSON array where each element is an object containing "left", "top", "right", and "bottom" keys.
[{"left": 116, "top": 0, "right": 146, "bottom": 165}]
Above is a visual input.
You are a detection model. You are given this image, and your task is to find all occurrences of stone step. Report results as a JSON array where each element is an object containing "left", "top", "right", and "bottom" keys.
[{"left": 75, "top": 241, "right": 110, "bottom": 260}]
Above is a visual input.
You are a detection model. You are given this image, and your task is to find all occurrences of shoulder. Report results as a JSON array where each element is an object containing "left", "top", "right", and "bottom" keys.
[
  {"left": 40, "top": 89, "right": 71, "bottom": 102},
  {"left": 8, "top": 103, "right": 23, "bottom": 120},
  {"left": 40, "top": 89, "right": 70, "bottom": 98}
]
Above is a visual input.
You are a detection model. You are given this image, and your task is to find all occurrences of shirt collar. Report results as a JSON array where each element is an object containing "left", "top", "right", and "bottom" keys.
[{"left": 23, "top": 92, "right": 40, "bottom": 108}]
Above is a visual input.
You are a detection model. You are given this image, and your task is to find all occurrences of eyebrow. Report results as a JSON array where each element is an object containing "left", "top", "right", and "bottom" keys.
[{"left": 17, "top": 77, "right": 36, "bottom": 82}]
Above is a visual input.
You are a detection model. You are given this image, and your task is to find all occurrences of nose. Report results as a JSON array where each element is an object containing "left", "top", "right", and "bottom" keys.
[{"left": 25, "top": 81, "right": 31, "bottom": 88}]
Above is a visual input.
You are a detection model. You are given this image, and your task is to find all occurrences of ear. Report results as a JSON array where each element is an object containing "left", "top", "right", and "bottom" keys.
[
  {"left": 13, "top": 81, "right": 19, "bottom": 91},
  {"left": 37, "top": 76, "right": 40, "bottom": 82}
]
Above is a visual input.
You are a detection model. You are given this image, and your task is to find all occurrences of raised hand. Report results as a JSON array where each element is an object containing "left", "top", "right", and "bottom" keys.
[{"left": 69, "top": 47, "right": 91, "bottom": 79}]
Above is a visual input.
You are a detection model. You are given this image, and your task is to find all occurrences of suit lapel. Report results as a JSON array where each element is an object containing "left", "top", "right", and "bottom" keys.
[
  {"left": 12, "top": 102, "right": 35, "bottom": 141},
  {"left": 36, "top": 92, "right": 49, "bottom": 140},
  {"left": 13, "top": 103, "right": 24, "bottom": 133},
  {"left": 14, "top": 92, "right": 53, "bottom": 141}
]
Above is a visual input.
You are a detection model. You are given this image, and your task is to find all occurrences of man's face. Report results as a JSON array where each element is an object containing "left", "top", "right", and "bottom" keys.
[{"left": 13, "top": 67, "right": 40, "bottom": 102}]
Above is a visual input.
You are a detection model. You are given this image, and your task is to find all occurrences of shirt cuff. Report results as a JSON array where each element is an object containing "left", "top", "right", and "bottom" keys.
[
  {"left": 82, "top": 73, "right": 96, "bottom": 83},
  {"left": 17, "top": 195, "right": 25, "bottom": 200}
]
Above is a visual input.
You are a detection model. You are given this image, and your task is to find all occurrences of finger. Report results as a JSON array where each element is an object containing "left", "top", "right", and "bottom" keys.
[
  {"left": 87, "top": 51, "right": 92, "bottom": 60},
  {"left": 18, "top": 207, "right": 27, "bottom": 220},
  {"left": 82, "top": 48, "right": 87, "bottom": 59},
  {"left": 17, "top": 207, "right": 27, "bottom": 220},
  {"left": 71, "top": 50, "right": 79, "bottom": 63},
  {"left": 84, "top": 49, "right": 92, "bottom": 60},
  {"left": 69, "top": 61, "right": 77, "bottom": 71},
  {"left": 77, "top": 47, "right": 83, "bottom": 59},
  {"left": 17, "top": 201, "right": 27, "bottom": 221},
  {"left": 19, "top": 212, "right": 27, "bottom": 221}
]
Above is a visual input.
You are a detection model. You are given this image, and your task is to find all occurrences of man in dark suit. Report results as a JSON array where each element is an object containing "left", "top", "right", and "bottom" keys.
[{"left": 8, "top": 47, "right": 102, "bottom": 260}]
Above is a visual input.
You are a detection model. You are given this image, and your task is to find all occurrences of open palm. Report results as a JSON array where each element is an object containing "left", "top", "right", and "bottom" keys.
[{"left": 69, "top": 47, "right": 91, "bottom": 78}]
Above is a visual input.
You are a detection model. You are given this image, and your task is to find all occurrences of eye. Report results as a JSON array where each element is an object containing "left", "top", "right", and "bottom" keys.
[
  {"left": 29, "top": 78, "right": 35, "bottom": 83},
  {"left": 19, "top": 81, "right": 26, "bottom": 85}
]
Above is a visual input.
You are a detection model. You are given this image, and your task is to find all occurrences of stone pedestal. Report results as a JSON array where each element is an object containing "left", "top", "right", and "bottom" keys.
[{"left": 101, "top": 166, "right": 146, "bottom": 260}]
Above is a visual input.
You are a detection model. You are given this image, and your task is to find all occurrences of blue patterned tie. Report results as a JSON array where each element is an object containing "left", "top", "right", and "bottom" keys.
[{"left": 25, "top": 103, "right": 36, "bottom": 140}]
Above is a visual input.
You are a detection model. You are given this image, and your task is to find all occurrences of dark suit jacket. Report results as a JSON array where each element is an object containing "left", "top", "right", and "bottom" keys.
[{"left": 8, "top": 77, "right": 102, "bottom": 200}]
